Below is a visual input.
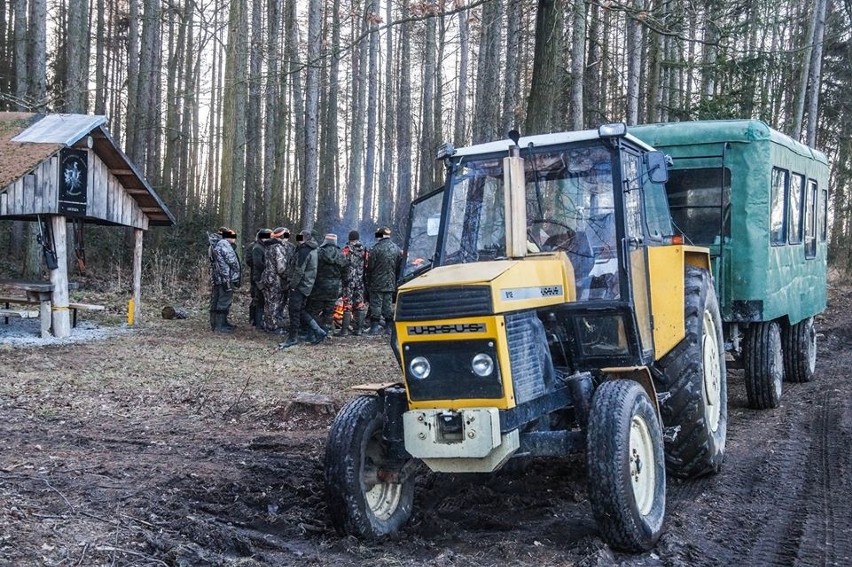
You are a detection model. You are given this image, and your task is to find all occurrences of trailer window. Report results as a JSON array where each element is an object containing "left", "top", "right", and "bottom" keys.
[
  {"left": 805, "top": 179, "right": 817, "bottom": 258},
  {"left": 820, "top": 188, "right": 828, "bottom": 242},
  {"left": 665, "top": 167, "right": 731, "bottom": 245},
  {"left": 770, "top": 168, "right": 788, "bottom": 245},
  {"left": 788, "top": 173, "right": 805, "bottom": 244}
]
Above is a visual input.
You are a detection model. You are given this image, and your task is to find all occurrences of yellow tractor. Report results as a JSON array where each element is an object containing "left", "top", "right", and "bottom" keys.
[{"left": 324, "top": 124, "right": 727, "bottom": 552}]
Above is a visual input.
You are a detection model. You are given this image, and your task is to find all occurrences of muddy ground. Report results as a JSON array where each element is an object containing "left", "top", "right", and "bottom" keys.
[{"left": 0, "top": 286, "right": 850, "bottom": 567}]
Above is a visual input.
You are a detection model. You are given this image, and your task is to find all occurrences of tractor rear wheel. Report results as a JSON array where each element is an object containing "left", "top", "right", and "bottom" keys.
[
  {"left": 654, "top": 266, "right": 727, "bottom": 478},
  {"left": 587, "top": 380, "right": 666, "bottom": 552},
  {"left": 744, "top": 321, "right": 784, "bottom": 409},
  {"left": 783, "top": 317, "right": 816, "bottom": 383},
  {"left": 324, "top": 395, "right": 415, "bottom": 538}
]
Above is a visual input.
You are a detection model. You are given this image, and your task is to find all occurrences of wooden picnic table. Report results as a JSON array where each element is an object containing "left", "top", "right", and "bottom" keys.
[{"left": 0, "top": 280, "right": 79, "bottom": 338}]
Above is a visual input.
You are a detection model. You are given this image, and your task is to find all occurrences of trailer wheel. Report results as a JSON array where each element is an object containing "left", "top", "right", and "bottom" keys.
[
  {"left": 654, "top": 266, "right": 727, "bottom": 478},
  {"left": 783, "top": 317, "right": 816, "bottom": 383},
  {"left": 587, "top": 380, "right": 666, "bottom": 552},
  {"left": 744, "top": 321, "right": 784, "bottom": 409},
  {"left": 324, "top": 395, "right": 414, "bottom": 538}
]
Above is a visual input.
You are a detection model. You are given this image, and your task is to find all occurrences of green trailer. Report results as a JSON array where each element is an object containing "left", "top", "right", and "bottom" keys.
[{"left": 631, "top": 120, "right": 829, "bottom": 409}]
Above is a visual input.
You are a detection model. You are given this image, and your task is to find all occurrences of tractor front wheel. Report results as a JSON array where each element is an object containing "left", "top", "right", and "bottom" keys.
[
  {"left": 587, "top": 380, "right": 666, "bottom": 552},
  {"left": 324, "top": 395, "right": 415, "bottom": 538}
]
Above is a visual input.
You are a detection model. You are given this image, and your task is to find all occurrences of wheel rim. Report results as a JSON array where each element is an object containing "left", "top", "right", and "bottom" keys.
[
  {"left": 701, "top": 309, "right": 722, "bottom": 432},
  {"left": 628, "top": 414, "right": 656, "bottom": 516},
  {"left": 363, "top": 432, "right": 403, "bottom": 521}
]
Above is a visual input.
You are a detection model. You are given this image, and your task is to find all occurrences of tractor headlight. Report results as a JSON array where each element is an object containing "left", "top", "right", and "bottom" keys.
[
  {"left": 471, "top": 353, "right": 495, "bottom": 377},
  {"left": 409, "top": 356, "right": 431, "bottom": 380}
]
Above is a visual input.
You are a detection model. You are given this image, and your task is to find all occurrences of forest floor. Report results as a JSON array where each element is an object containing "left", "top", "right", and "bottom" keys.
[{"left": 0, "top": 284, "right": 850, "bottom": 567}]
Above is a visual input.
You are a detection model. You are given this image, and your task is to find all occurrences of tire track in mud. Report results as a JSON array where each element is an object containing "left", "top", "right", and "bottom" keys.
[{"left": 744, "top": 390, "right": 851, "bottom": 566}]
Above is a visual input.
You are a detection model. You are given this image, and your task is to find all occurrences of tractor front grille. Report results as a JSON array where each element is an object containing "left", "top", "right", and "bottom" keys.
[
  {"left": 506, "top": 311, "right": 554, "bottom": 404},
  {"left": 396, "top": 286, "right": 492, "bottom": 321}
]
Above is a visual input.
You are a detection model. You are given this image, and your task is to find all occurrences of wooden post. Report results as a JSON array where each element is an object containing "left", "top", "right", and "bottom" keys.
[
  {"left": 132, "top": 228, "right": 143, "bottom": 324},
  {"left": 50, "top": 215, "right": 72, "bottom": 338}
]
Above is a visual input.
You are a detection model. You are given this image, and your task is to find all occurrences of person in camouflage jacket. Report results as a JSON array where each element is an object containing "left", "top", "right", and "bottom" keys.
[
  {"left": 367, "top": 226, "right": 402, "bottom": 335},
  {"left": 337, "top": 230, "right": 368, "bottom": 336},
  {"left": 260, "top": 227, "right": 294, "bottom": 333},
  {"left": 247, "top": 228, "right": 271, "bottom": 328},
  {"left": 307, "top": 233, "right": 349, "bottom": 332},
  {"left": 208, "top": 227, "right": 241, "bottom": 333}
]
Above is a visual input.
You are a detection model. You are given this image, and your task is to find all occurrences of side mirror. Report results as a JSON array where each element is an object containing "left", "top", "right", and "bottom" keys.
[{"left": 645, "top": 151, "right": 669, "bottom": 184}]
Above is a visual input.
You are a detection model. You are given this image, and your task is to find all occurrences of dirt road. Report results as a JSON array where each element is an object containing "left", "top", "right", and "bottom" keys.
[{"left": 1, "top": 288, "right": 850, "bottom": 566}]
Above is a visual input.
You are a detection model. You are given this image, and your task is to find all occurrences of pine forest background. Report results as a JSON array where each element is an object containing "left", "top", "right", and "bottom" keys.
[{"left": 2, "top": 0, "right": 852, "bottom": 291}]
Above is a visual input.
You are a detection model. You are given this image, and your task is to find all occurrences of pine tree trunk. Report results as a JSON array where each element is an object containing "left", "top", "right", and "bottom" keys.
[{"left": 526, "top": 0, "right": 561, "bottom": 134}]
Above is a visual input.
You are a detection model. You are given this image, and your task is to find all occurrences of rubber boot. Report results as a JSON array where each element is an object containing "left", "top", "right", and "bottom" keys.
[
  {"left": 249, "top": 304, "right": 256, "bottom": 327},
  {"left": 213, "top": 312, "right": 234, "bottom": 333},
  {"left": 335, "top": 312, "right": 352, "bottom": 337},
  {"left": 368, "top": 320, "right": 382, "bottom": 335},
  {"left": 279, "top": 333, "right": 299, "bottom": 348},
  {"left": 253, "top": 307, "right": 264, "bottom": 328},
  {"left": 384, "top": 318, "right": 393, "bottom": 335},
  {"left": 353, "top": 310, "right": 366, "bottom": 336},
  {"left": 209, "top": 311, "right": 216, "bottom": 331},
  {"left": 222, "top": 310, "right": 236, "bottom": 330},
  {"left": 308, "top": 319, "right": 328, "bottom": 344}
]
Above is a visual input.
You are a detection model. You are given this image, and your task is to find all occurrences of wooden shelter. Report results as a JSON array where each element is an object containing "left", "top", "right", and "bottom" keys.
[{"left": 0, "top": 112, "right": 175, "bottom": 338}]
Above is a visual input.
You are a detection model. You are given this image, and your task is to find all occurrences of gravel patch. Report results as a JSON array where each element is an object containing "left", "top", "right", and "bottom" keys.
[{"left": 0, "top": 316, "right": 130, "bottom": 347}]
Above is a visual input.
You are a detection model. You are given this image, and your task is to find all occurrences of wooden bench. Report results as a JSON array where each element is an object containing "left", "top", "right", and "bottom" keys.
[
  {"left": 0, "top": 307, "right": 39, "bottom": 324},
  {"left": 0, "top": 296, "right": 105, "bottom": 328},
  {"left": 68, "top": 302, "right": 106, "bottom": 327}
]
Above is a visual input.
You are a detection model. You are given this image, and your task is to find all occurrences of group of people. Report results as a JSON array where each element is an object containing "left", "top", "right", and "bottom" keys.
[{"left": 207, "top": 224, "right": 402, "bottom": 349}]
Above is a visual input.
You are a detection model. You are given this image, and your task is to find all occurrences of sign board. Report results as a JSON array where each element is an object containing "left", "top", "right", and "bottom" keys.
[{"left": 58, "top": 148, "right": 88, "bottom": 216}]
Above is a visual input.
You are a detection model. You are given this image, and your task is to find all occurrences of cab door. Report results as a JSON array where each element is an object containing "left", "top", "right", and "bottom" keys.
[{"left": 620, "top": 148, "right": 656, "bottom": 363}]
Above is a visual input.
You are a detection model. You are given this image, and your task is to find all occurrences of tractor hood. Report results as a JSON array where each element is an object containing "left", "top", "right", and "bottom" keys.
[{"left": 396, "top": 254, "right": 576, "bottom": 319}]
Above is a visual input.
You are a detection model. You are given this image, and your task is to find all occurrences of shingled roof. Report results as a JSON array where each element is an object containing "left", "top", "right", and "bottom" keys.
[{"left": 0, "top": 112, "right": 174, "bottom": 226}]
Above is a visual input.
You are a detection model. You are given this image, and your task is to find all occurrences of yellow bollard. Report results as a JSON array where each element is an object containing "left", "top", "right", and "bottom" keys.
[{"left": 128, "top": 297, "right": 135, "bottom": 325}]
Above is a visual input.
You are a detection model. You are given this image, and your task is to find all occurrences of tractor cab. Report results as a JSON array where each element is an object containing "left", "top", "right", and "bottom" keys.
[{"left": 400, "top": 124, "right": 676, "bottom": 371}]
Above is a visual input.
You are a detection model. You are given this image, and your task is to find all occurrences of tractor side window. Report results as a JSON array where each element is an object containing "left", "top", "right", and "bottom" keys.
[
  {"left": 402, "top": 188, "right": 444, "bottom": 281},
  {"left": 642, "top": 170, "right": 672, "bottom": 242},
  {"left": 665, "top": 168, "right": 731, "bottom": 245},
  {"left": 623, "top": 153, "right": 643, "bottom": 240},
  {"left": 788, "top": 173, "right": 805, "bottom": 245},
  {"left": 770, "top": 167, "right": 788, "bottom": 245},
  {"left": 805, "top": 179, "right": 818, "bottom": 258}
]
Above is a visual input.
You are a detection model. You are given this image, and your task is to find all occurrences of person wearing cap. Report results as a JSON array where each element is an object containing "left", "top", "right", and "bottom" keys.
[
  {"left": 280, "top": 230, "right": 327, "bottom": 348},
  {"left": 207, "top": 226, "right": 242, "bottom": 333},
  {"left": 366, "top": 225, "right": 402, "bottom": 335},
  {"left": 247, "top": 228, "right": 271, "bottom": 328},
  {"left": 307, "top": 233, "right": 349, "bottom": 334},
  {"left": 260, "top": 227, "right": 295, "bottom": 333},
  {"left": 337, "top": 230, "right": 368, "bottom": 336}
]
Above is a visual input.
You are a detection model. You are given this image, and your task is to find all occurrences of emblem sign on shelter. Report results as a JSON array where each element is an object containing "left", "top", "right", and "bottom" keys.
[{"left": 58, "top": 147, "right": 88, "bottom": 216}]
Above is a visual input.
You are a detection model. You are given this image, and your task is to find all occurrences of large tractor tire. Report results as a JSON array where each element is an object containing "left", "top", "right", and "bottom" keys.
[
  {"left": 744, "top": 321, "right": 784, "bottom": 409},
  {"left": 783, "top": 316, "right": 816, "bottom": 383},
  {"left": 324, "top": 395, "right": 414, "bottom": 538},
  {"left": 654, "top": 266, "right": 727, "bottom": 478},
  {"left": 587, "top": 380, "right": 666, "bottom": 553}
]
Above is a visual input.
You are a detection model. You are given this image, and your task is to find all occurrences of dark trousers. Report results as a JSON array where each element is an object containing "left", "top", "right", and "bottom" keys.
[
  {"left": 210, "top": 284, "right": 234, "bottom": 313},
  {"left": 369, "top": 290, "right": 394, "bottom": 323},
  {"left": 288, "top": 290, "right": 316, "bottom": 337}
]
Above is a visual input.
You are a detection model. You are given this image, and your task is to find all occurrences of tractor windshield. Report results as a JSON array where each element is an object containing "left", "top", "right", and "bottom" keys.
[{"left": 441, "top": 142, "right": 620, "bottom": 299}]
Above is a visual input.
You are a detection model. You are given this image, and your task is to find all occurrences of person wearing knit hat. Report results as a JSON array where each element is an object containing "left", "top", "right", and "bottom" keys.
[
  {"left": 367, "top": 225, "right": 402, "bottom": 335},
  {"left": 280, "top": 229, "right": 327, "bottom": 348},
  {"left": 338, "top": 230, "right": 368, "bottom": 336},
  {"left": 307, "top": 232, "right": 348, "bottom": 336},
  {"left": 207, "top": 226, "right": 242, "bottom": 333},
  {"left": 260, "top": 225, "right": 296, "bottom": 334},
  {"left": 247, "top": 227, "right": 272, "bottom": 328}
]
